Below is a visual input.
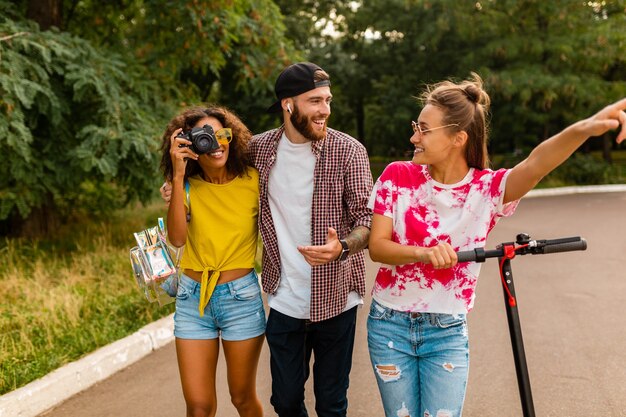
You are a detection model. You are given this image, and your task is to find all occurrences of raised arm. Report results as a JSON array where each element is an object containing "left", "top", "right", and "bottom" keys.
[
  {"left": 166, "top": 128, "right": 196, "bottom": 247},
  {"left": 504, "top": 98, "right": 626, "bottom": 203}
]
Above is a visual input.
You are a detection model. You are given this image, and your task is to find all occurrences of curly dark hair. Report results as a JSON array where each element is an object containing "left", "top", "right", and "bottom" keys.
[{"left": 160, "top": 105, "right": 252, "bottom": 181}]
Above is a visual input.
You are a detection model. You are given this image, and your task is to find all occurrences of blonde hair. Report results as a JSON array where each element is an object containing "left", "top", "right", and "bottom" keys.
[{"left": 420, "top": 73, "right": 491, "bottom": 169}]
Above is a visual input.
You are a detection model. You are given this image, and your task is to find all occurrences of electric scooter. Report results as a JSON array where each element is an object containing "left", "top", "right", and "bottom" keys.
[{"left": 457, "top": 233, "right": 588, "bottom": 417}]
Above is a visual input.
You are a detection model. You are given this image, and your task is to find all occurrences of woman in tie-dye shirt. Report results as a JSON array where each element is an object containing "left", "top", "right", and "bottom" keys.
[{"left": 367, "top": 73, "right": 626, "bottom": 417}]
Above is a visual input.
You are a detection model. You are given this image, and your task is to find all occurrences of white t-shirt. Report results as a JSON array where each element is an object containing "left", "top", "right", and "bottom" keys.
[
  {"left": 267, "top": 134, "right": 362, "bottom": 319},
  {"left": 368, "top": 162, "right": 518, "bottom": 314}
]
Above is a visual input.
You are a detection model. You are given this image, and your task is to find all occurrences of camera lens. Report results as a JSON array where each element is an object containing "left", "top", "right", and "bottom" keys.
[
  {"left": 193, "top": 133, "right": 213, "bottom": 154},
  {"left": 188, "top": 125, "right": 219, "bottom": 155}
]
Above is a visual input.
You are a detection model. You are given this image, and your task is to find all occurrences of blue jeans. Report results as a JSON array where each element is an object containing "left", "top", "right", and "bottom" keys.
[
  {"left": 367, "top": 299, "right": 469, "bottom": 417},
  {"left": 265, "top": 307, "right": 358, "bottom": 417}
]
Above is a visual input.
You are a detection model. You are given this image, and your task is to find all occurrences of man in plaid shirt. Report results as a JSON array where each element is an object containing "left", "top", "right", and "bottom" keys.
[{"left": 250, "top": 62, "right": 372, "bottom": 417}]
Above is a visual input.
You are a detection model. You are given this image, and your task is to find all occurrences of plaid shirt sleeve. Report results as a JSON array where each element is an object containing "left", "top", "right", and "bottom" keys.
[
  {"left": 249, "top": 129, "right": 282, "bottom": 298},
  {"left": 309, "top": 129, "right": 373, "bottom": 321},
  {"left": 342, "top": 134, "right": 374, "bottom": 231}
]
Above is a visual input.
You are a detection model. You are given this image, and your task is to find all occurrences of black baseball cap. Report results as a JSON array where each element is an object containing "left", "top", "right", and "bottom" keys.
[{"left": 267, "top": 62, "right": 331, "bottom": 113}]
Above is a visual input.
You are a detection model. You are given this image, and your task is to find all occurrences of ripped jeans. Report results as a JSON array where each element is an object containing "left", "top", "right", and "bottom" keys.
[{"left": 367, "top": 299, "right": 469, "bottom": 417}]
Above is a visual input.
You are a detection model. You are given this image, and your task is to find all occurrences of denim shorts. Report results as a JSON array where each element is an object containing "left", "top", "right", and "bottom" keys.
[{"left": 173, "top": 270, "right": 266, "bottom": 341}]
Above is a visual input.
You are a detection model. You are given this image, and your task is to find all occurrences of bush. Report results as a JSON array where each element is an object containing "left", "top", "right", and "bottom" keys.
[
  {"left": 0, "top": 6, "right": 175, "bottom": 237},
  {"left": 542, "top": 153, "right": 615, "bottom": 186},
  {"left": 491, "top": 151, "right": 626, "bottom": 188}
]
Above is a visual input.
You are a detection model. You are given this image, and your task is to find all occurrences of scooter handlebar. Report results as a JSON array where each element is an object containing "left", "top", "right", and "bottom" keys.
[
  {"left": 456, "top": 248, "right": 502, "bottom": 263},
  {"left": 456, "top": 236, "right": 587, "bottom": 263},
  {"left": 456, "top": 251, "right": 476, "bottom": 263},
  {"left": 540, "top": 238, "right": 587, "bottom": 254}
]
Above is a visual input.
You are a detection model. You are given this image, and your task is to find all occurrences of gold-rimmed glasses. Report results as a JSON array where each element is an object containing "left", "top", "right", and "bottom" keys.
[
  {"left": 411, "top": 120, "right": 459, "bottom": 136},
  {"left": 215, "top": 128, "right": 233, "bottom": 144}
]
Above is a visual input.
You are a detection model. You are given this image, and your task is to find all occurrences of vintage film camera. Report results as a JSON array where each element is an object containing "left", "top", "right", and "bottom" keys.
[{"left": 176, "top": 124, "right": 220, "bottom": 154}]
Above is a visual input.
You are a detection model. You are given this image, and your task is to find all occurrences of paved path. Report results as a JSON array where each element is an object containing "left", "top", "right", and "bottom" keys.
[{"left": 40, "top": 192, "right": 626, "bottom": 416}]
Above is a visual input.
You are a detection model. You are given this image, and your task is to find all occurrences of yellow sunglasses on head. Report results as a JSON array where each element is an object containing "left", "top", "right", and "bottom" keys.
[{"left": 215, "top": 128, "right": 233, "bottom": 144}]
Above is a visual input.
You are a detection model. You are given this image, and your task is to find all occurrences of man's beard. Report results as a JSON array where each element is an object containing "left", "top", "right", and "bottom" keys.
[{"left": 290, "top": 104, "right": 326, "bottom": 141}]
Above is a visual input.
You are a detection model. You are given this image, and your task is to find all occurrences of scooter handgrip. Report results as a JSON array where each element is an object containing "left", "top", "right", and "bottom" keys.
[
  {"left": 457, "top": 249, "right": 478, "bottom": 263},
  {"left": 541, "top": 238, "right": 587, "bottom": 254}
]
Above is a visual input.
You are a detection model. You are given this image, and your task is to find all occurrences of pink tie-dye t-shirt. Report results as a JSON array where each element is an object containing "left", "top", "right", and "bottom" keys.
[{"left": 368, "top": 162, "right": 519, "bottom": 314}]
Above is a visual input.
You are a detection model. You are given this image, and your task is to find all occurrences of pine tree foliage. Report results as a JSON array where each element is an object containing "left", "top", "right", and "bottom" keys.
[{"left": 0, "top": 3, "right": 175, "bottom": 232}]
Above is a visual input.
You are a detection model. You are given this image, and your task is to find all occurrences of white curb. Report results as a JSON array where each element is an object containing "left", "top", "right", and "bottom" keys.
[
  {"left": 525, "top": 184, "right": 626, "bottom": 198},
  {"left": 1, "top": 184, "right": 625, "bottom": 417},
  {"left": 0, "top": 314, "right": 174, "bottom": 417}
]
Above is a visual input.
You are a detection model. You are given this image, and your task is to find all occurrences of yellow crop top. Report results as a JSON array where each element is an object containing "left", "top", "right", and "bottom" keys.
[{"left": 180, "top": 168, "right": 259, "bottom": 315}]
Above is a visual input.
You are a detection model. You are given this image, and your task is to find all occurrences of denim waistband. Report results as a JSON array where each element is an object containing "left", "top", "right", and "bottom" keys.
[
  {"left": 372, "top": 298, "right": 466, "bottom": 320},
  {"left": 179, "top": 270, "right": 259, "bottom": 297}
]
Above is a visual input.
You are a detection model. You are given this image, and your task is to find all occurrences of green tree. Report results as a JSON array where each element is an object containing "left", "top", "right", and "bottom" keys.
[
  {"left": 309, "top": 0, "right": 626, "bottom": 158},
  {"left": 457, "top": 0, "right": 626, "bottom": 156},
  {"left": 61, "top": 0, "right": 296, "bottom": 132},
  {"left": 1, "top": 0, "right": 297, "bottom": 236},
  {"left": 0, "top": 5, "right": 174, "bottom": 236}
]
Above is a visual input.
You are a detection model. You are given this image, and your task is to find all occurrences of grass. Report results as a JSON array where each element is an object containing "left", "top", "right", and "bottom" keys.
[{"left": 0, "top": 202, "right": 175, "bottom": 395}]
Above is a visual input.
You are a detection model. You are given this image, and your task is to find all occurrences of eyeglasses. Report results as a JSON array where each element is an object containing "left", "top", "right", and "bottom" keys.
[
  {"left": 215, "top": 128, "right": 233, "bottom": 144},
  {"left": 411, "top": 121, "right": 459, "bottom": 136}
]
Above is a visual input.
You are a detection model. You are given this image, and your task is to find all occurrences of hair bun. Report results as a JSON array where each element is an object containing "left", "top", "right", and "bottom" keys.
[
  {"left": 462, "top": 73, "right": 490, "bottom": 108},
  {"left": 463, "top": 86, "right": 480, "bottom": 103}
]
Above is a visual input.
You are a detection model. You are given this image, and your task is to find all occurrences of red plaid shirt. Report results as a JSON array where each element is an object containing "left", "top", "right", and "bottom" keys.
[{"left": 249, "top": 126, "right": 373, "bottom": 322}]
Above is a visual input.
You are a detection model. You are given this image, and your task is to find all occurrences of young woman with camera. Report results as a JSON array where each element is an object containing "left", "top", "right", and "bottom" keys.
[{"left": 160, "top": 105, "right": 265, "bottom": 417}]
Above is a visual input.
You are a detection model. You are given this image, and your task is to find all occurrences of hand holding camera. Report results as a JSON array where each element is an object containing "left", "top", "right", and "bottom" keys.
[{"left": 176, "top": 124, "right": 220, "bottom": 155}]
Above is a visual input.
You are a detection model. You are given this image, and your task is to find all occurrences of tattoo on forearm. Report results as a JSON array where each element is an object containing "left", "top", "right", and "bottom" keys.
[{"left": 345, "top": 226, "right": 370, "bottom": 254}]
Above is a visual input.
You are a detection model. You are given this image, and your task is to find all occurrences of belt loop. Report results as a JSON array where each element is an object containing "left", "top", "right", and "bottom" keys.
[{"left": 429, "top": 313, "right": 437, "bottom": 326}]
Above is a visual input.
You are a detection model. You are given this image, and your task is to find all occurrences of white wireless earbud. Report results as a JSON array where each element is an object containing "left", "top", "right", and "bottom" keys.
[{"left": 287, "top": 103, "right": 292, "bottom": 114}]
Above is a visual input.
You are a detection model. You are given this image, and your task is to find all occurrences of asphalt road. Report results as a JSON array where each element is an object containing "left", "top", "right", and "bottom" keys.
[{"left": 40, "top": 192, "right": 626, "bottom": 417}]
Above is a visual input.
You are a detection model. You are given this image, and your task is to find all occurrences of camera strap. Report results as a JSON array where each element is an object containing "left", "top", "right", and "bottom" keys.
[{"left": 185, "top": 180, "right": 191, "bottom": 222}]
